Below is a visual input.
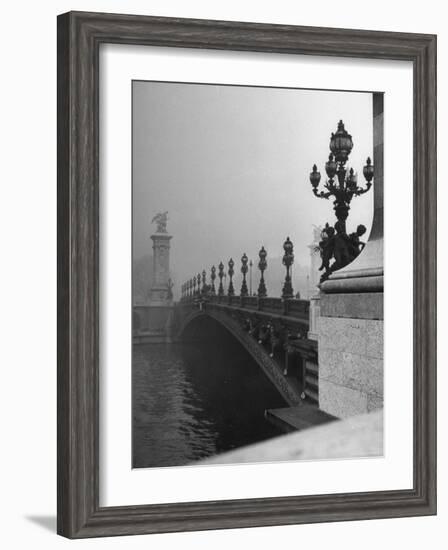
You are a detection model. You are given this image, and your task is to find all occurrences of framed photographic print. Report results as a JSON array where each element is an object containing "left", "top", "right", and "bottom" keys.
[{"left": 57, "top": 11, "right": 437, "bottom": 538}]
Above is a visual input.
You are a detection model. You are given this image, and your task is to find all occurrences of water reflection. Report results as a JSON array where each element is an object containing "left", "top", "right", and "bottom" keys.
[{"left": 133, "top": 324, "right": 286, "bottom": 468}]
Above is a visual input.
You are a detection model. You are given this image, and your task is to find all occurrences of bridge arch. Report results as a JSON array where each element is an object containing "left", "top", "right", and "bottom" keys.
[{"left": 177, "top": 307, "right": 302, "bottom": 406}]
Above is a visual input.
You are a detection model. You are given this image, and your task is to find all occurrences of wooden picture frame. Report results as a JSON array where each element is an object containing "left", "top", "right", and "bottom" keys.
[{"left": 57, "top": 11, "right": 437, "bottom": 538}]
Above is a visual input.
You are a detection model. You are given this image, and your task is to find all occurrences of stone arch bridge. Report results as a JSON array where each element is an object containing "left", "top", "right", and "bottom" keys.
[{"left": 172, "top": 294, "right": 319, "bottom": 407}]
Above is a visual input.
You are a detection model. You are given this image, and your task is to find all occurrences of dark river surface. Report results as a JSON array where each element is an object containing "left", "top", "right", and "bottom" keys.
[{"left": 133, "top": 319, "right": 286, "bottom": 468}]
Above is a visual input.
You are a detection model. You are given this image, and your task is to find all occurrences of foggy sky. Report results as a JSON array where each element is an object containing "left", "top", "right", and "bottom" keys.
[{"left": 133, "top": 81, "right": 374, "bottom": 296}]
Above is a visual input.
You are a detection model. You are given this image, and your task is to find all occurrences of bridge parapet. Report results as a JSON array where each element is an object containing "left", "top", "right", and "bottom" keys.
[
  {"left": 181, "top": 294, "right": 310, "bottom": 322},
  {"left": 240, "top": 296, "right": 258, "bottom": 309}
]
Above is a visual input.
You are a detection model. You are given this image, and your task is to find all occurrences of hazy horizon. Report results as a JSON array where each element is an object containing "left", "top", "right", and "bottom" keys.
[{"left": 133, "top": 81, "right": 374, "bottom": 298}]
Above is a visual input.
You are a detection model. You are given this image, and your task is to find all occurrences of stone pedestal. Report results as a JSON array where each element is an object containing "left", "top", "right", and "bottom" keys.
[
  {"left": 316, "top": 93, "right": 384, "bottom": 419},
  {"left": 149, "top": 232, "right": 172, "bottom": 304},
  {"left": 133, "top": 231, "right": 174, "bottom": 344},
  {"left": 133, "top": 304, "right": 174, "bottom": 344},
  {"left": 317, "top": 313, "right": 383, "bottom": 418}
]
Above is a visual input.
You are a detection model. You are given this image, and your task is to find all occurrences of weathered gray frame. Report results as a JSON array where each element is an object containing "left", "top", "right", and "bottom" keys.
[{"left": 57, "top": 11, "right": 437, "bottom": 538}]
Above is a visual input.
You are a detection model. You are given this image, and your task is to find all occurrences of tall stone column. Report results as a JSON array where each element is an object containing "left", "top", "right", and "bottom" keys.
[
  {"left": 133, "top": 213, "right": 174, "bottom": 344},
  {"left": 149, "top": 232, "right": 172, "bottom": 304}
]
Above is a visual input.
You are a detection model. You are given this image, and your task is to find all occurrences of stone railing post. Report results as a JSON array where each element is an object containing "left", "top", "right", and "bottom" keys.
[{"left": 307, "top": 293, "right": 321, "bottom": 341}]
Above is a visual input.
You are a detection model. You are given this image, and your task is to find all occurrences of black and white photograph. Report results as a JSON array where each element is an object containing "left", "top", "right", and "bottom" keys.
[
  {"left": 132, "top": 81, "right": 383, "bottom": 469},
  {"left": 0, "top": 1, "right": 439, "bottom": 545}
]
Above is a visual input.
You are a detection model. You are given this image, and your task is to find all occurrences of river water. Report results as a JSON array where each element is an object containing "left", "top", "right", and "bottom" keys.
[{"left": 133, "top": 327, "right": 286, "bottom": 468}]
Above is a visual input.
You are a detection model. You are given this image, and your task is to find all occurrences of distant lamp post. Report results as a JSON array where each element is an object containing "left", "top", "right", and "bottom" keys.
[
  {"left": 257, "top": 246, "right": 267, "bottom": 298},
  {"left": 210, "top": 265, "right": 216, "bottom": 295},
  {"left": 167, "top": 278, "right": 174, "bottom": 301},
  {"left": 197, "top": 273, "right": 201, "bottom": 296},
  {"left": 310, "top": 120, "right": 374, "bottom": 234},
  {"left": 192, "top": 277, "right": 196, "bottom": 296},
  {"left": 249, "top": 260, "right": 253, "bottom": 296},
  {"left": 282, "top": 237, "right": 294, "bottom": 299},
  {"left": 228, "top": 258, "right": 235, "bottom": 296},
  {"left": 202, "top": 269, "right": 207, "bottom": 293},
  {"left": 218, "top": 262, "right": 225, "bottom": 296},
  {"left": 240, "top": 253, "right": 249, "bottom": 297}
]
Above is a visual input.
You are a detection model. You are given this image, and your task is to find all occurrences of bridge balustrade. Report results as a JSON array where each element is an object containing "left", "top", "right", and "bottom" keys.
[
  {"left": 179, "top": 237, "right": 310, "bottom": 320},
  {"left": 228, "top": 295, "right": 240, "bottom": 307},
  {"left": 285, "top": 299, "right": 310, "bottom": 319},
  {"left": 240, "top": 296, "right": 258, "bottom": 309},
  {"left": 259, "top": 297, "right": 283, "bottom": 313},
  {"left": 181, "top": 292, "right": 310, "bottom": 321}
]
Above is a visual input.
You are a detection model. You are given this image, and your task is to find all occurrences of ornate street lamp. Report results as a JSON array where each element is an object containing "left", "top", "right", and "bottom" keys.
[
  {"left": 218, "top": 262, "right": 224, "bottom": 296},
  {"left": 257, "top": 246, "right": 267, "bottom": 298},
  {"left": 282, "top": 237, "right": 294, "bottom": 299},
  {"left": 196, "top": 273, "right": 201, "bottom": 296},
  {"left": 310, "top": 120, "right": 374, "bottom": 234},
  {"left": 240, "top": 253, "right": 249, "bottom": 297},
  {"left": 202, "top": 269, "right": 207, "bottom": 293},
  {"left": 249, "top": 259, "right": 253, "bottom": 296},
  {"left": 210, "top": 265, "right": 216, "bottom": 295},
  {"left": 192, "top": 276, "right": 196, "bottom": 296},
  {"left": 228, "top": 258, "right": 235, "bottom": 296},
  {"left": 310, "top": 120, "right": 374, "bottom": 282}
]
